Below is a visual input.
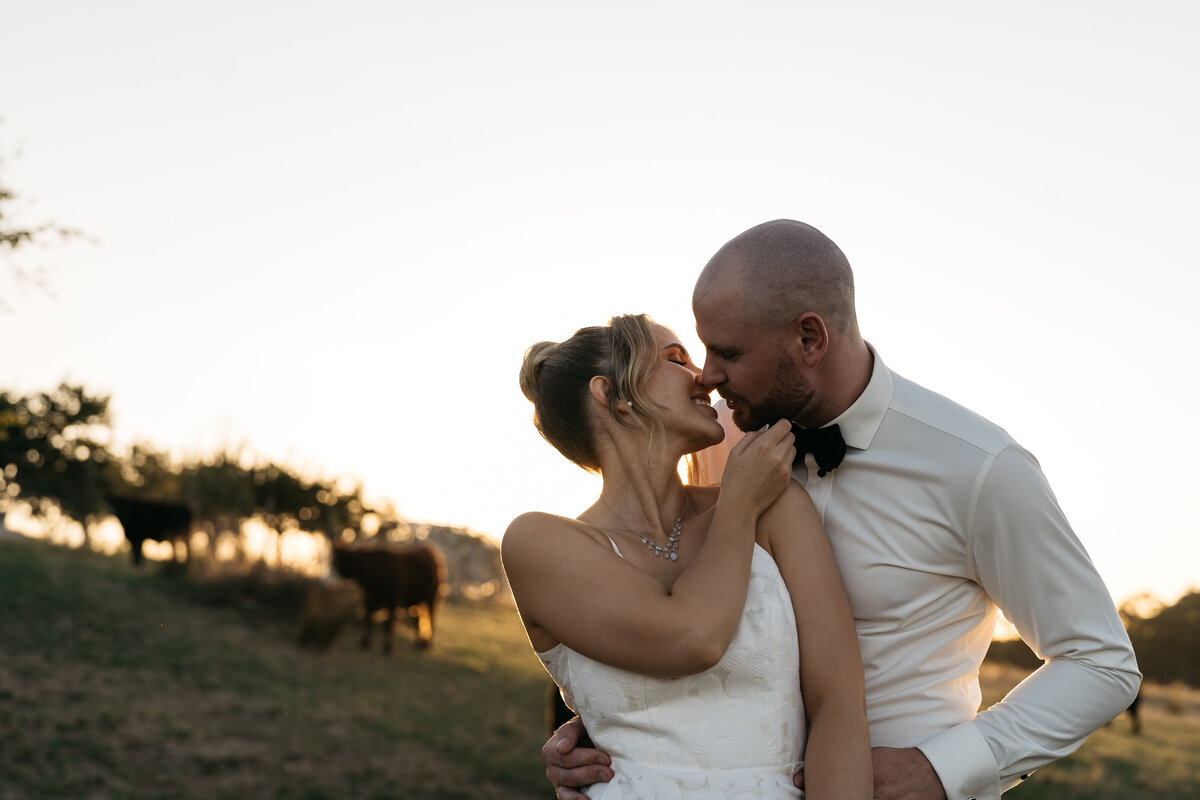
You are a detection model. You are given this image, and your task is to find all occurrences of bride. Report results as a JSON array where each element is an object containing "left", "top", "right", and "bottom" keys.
[{"left": 503, "top": 314, "right": 870, "bottom": 799}]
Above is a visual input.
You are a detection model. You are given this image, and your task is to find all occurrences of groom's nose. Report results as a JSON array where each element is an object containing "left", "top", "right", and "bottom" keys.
[{"left": 698, "top": 362, "right": 723, "bottom": 390}]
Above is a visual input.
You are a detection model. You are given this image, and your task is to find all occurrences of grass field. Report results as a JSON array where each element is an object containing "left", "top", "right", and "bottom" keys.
[
  {"left": 978, "top": 664, "right": 1200, "bottom": 799},
  {"left": 0, "top": 535, "right": 551, "bottom": 799},
  {"left": 2, "top": 534, "right": 1197, "bottom": 799}
]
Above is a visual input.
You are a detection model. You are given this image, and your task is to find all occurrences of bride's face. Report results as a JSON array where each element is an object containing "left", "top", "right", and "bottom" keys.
[{"left": 639, "top": 324, "right": 725, "bottom": 452}]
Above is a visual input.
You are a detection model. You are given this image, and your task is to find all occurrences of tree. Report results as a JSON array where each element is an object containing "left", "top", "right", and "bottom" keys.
[
  {"left": 0, "top": 130, "right": 85, "bottom": 311},
  {"left": 250, "top": 464, "right": 366, "bottom": 537},
  {"left": 1124, "top": 592, "right": 1200, "bottom": 687},
  {"left": 2, "top": 378, "right": 374, "bottom": 568},
  {"left": 988, "top": 591, "right": 1200, "bottom": 688},
  {"left": 0, "top": 383, "right": 117, "bottom": 525}
]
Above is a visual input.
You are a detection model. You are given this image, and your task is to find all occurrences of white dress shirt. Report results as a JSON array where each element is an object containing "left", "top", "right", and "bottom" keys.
[{"left": 697, "top": 348, "right": 1140, "bottom": 800}]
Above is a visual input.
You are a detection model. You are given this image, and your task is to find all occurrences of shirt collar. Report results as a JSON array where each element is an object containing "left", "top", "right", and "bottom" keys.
[{"left": 827, "top": 343, "right": 891, "bottom": 451}]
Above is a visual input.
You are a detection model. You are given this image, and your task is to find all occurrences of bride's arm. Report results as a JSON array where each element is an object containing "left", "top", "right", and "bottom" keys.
[
  {"left": 502, "top": 420, "right": 794, "bottom": 678},
  {"left": 761, "top": 483, "right": 872, "bottom": 799}
]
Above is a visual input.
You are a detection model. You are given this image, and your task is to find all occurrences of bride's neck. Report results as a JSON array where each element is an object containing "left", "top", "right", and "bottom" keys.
[{"left": 591, "top": 443, "right": 688, "bottom": 536}]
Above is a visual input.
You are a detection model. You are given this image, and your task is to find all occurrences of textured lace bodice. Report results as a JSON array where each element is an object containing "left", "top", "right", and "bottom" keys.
[{"left": 538, "top": 544, "right": 805, "bottom": 799}]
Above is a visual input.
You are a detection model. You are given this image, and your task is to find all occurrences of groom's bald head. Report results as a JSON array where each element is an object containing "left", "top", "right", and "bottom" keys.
[{"left": 693, "top": 219, "right": 859, "bottom": 337}]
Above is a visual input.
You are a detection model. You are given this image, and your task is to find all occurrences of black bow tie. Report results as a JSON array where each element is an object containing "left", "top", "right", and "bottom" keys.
[{"left": 791, "top": 423, "right": 846, "bottom": 477}]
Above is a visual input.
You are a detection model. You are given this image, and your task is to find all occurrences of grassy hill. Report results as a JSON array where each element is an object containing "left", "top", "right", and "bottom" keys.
[
  {"left": 2, "top": 534, "right": 1197, "bottom": 799},
  {"left": 0, "top": 535, "right": 550, "bottom": 799}
]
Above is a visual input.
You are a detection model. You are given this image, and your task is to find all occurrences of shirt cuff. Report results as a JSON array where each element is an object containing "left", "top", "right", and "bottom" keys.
[{"left": 917, "top": 724, "right": 1000, "bottom": 800}]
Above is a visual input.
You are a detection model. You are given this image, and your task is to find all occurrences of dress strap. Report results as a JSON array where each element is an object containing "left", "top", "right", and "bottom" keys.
[{"left": 601, "top": 533, "right": 625, "bottom": 558}]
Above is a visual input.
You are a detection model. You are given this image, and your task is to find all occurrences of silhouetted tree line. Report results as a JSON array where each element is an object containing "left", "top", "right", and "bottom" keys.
[
  {"left": 987, "top": 593, "right": 1200, "bottom": 688},
  {"left": 2, "top": 135, "right": 369, "bottom": 558},
  {"left": 0, "top": 382, "right": 371, "bottom": 555}
]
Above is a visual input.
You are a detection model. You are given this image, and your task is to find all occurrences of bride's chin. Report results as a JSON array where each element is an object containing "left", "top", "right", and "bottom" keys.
[{"left": 683, "top": 428, "right": 725, "bottom": 455}]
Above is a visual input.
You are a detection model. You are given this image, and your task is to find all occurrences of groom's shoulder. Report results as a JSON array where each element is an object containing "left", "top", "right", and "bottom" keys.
[{"left": 888, "top": 370, "right": 1016, "bottom": 456}]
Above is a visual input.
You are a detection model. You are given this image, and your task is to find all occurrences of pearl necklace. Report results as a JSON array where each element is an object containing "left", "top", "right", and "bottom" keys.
[{"left": 600, "top": 493, "right": 690, "bottom": 561}]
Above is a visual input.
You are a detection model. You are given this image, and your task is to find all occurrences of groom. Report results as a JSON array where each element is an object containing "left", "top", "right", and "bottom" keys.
[{"left": 544, "top": 220, "right": 1140, "bottom": 800}]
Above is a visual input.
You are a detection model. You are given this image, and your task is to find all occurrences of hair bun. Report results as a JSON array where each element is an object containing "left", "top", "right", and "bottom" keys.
[{"left": 519, "top": 341, "right": 559, "bottom": 402}]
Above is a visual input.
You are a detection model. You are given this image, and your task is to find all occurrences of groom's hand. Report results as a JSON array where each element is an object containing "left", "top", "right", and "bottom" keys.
[
  {"left": 542, "top": 717, "right": 612, "bottom": 800},
  {"left": 792, "top": 746, "right": 946, "bottom": 800},
  {"left": 871, "top": 747, "right": 947, "bottom": 800}
]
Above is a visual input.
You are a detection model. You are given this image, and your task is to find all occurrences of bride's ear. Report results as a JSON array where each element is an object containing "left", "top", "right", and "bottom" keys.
[
  {"left": 589, "top": 376, "right": 632, "bottom": 416},
  {"left": 588, "top": 375, "right": 611, "bottom": 407}
]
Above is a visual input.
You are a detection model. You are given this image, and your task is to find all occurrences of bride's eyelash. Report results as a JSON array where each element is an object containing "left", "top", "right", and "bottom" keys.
[{"left": 664, "top": 345, "right": 690, "bottom": 367}]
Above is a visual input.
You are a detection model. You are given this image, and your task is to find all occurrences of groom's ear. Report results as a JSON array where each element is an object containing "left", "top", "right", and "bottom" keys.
[{"left": 790, "top": 312, "right": 829, "bottom": 368}]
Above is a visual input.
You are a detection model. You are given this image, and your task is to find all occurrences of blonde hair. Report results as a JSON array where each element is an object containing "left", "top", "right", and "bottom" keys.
[{"left": 520, "top": 314, "right": 672, "bottom": 473}]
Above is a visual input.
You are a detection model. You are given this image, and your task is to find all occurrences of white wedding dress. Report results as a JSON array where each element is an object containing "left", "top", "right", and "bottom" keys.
[{"left": 538, "top": 544, "right": 805, "bottom": 799}]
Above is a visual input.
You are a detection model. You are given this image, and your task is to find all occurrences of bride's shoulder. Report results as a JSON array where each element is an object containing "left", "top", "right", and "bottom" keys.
[
  {"left": 504, "top": 510, "right": 575, "bottom": 539},
  {"left": 502, "top": 512, "right": 613, "bottom": 571},
  {"left": 757, "top": 482, "right": 822, "bottom": 553},
  {"left": 503, "top": 510, "right": 601, "bottom": 549},
  {"left": 686, "top": 483, "right": 721, "bottom": 512}
]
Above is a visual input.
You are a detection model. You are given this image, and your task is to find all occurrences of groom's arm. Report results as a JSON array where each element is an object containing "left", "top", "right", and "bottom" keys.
[{"left": 917, "top": 445, "right": 1140, "bottom": 800}]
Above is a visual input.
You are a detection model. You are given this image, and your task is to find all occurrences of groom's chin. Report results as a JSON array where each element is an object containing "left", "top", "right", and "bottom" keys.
[{"left": 730, "top": 407, "right": 759, "bottom": 433}]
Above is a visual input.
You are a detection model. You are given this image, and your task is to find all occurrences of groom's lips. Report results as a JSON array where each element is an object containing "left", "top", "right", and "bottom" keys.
[{"left": 721, "top": 394, "right": 752, "bottom": 425}]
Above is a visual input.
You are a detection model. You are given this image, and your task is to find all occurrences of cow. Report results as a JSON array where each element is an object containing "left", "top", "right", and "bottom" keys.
[
  {"left": 106, "top": 496, "right": 193, "bottom": 566},
  {"left": 330, "top": 539, "right": 448, "bottom": 652},
  {"left": 1127, "top": 689, "right": 1142, "bottom": 734},
  {"left": 1108, "top": 689, "right": 1143, "bottom": 735}
]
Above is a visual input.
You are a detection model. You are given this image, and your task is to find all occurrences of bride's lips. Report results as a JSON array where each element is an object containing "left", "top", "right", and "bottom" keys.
[{"left": 692, "top": 392, "right": 718, "bottom": 416}]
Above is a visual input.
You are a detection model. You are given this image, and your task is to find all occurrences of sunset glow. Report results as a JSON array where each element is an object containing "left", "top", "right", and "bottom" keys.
[{"left": 2, "top": 1, "right": 1196, "bottom": 608}]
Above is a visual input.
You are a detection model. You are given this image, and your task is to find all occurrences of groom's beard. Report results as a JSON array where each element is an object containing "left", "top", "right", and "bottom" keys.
[{"left": 725, "top": 354, "right": 814, "bottom": 433}]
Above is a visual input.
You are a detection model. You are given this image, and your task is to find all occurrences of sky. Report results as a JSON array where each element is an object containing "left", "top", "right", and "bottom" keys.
[{"left": 1, "top": 0, "right": 1197, "bottom": 607}]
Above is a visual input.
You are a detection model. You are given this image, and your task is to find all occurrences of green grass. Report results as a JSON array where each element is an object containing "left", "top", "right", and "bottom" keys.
[
  {"left": 3, "top": 535, "right": 1197, "bottom": 799},
  {"left": 980, "top": 664, "right": 1200, "bottom": 799},
  {"left": 0, "top": 535, "right": 552, "bottom": 799},
  {"left": 998, "top": 712, "right": 1200, "bottom": 798}
]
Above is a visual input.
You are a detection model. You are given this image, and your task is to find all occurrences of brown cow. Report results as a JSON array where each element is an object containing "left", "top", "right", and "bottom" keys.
[{"left": 330, "top": 539, "right": 448, "bottom": 652}]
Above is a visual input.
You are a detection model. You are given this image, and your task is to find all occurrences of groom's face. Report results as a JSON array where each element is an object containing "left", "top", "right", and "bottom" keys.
[{"left": 694, "top": 299, "right": 814, "bottom": 432}]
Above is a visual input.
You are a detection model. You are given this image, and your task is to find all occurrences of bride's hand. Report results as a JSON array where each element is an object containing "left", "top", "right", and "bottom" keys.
[{"left": 718, "top": 419, "right": 796, "bottom": 517}]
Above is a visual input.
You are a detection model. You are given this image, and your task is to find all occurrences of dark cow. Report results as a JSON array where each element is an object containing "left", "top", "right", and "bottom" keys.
[
  {"left": 107, "top": 496, "right": 193, "bottom": 566},
  {"left": 331, "top": 539, "right": 448, "bottom": 652},
  {"left": 1109, "top": 689, "right": 1143, "bottom": 735},
  {"left": 1127, "top": 689, "right": 1142, "bottom": 734}
]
